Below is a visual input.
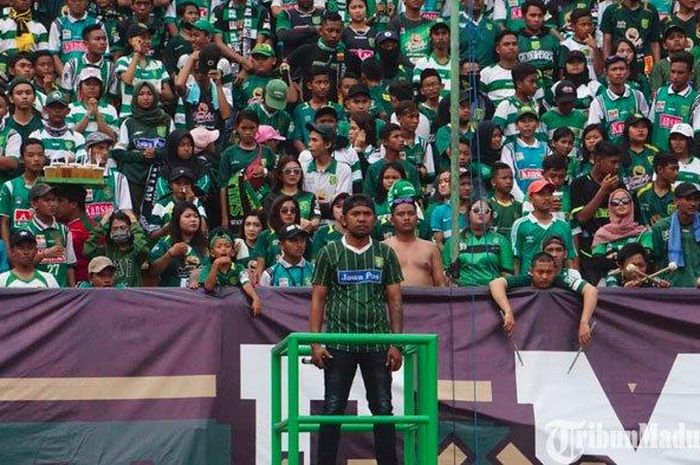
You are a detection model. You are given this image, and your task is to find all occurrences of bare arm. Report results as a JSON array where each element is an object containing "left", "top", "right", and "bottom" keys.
[
  {"left": 433, "top": 231, "right": 445, "bottom": 250},
  {"left": 1, "top": 217, "right": 10, "bottom": 248},
  {"left": 120, "top": 53, "right": 142, "bottom": 86},
  {"left": 578, "top": 283, "right": 598, "bottom": 346},
  {"left": 385, "top": 283, "right": 403, "bottom": 334},
  {"left": 489, "top": 277, "right": 515, "bottom": 335},
  {"left": 220, "top": 188, "right": 229, "bottom": 227},
  {"left": 430, "top": 244, "right": 446, "bottom": 287},
  {"left": 242, "top": 282, "right": 262, "bottom": 316},
  {"left": 309, "top": 284, "right": 327, "bottom": 335},
  {"left": 651, "top": 42, "right": 661, "bottom": 64},
  {"left": 603, "top": 33, "right": 612, "bottom": 59},
  {"left": 67, "top": 267, "right": 76, "bottom": 287}
]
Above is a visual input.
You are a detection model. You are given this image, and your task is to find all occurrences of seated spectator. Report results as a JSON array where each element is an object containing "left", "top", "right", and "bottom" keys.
[
  {"left": 651, "top": 182, "right": 700, "bottom": 288},
  {"left": 156, "top": 129, "right": 211, "bottom": 201},
  {"left": 55, "top": 185, "right": 98, "bottom": 284},
  {"left": 310, "top": 192, "right": 348, "bottom": 259},
  {"left": 472, "top": 120, "right": 503, "bottom": 168},
  {"left": 480, "top": 30, "right": 518, "bottom": 108},
  {"left": 668, "top": 123, "right": 700, "bottom": 186},
  {"left": 162, "top": 0, "right": 196, "bottom": 76},
  {"left": 29, "top": 91, "right": 86, "bottom": 164},
  {"left": 557, "top": 9, "right": 603, "bottom": 80},
  {"left": 82, "top": 132, "right": 133, "bottom": 219},
  {"left": 84, "top": 210, "right": 149, "bottom": 288},
  {"left": 0, "top": 138, "right": 45, "bottom": 244},
  {"left": 114, "top": 0, "right": 166, "bottom": 58},
  {"left": 263, "top": 155, "right": 321, "bottom": 232},
  {"left": 246, "top": 79, "right": 293, "bottom": 138},
  {"left": 591, "top": 188, "right": 651, "bottom": 276},
  {"left": 236, "top": 43, "right": 280, "bottom": 108},
  {"left": 621, "top": 114, "right": 656, "bottom": 194},
  {"left": 112, "top": 82, "right": 175, "bottom": 213},
  {"left": 66, "top": 67, "right": 119, "bottom": 141},
  {"left": 48, "top": 0, "right": 104, "bottom": 73},
  {"left": 374, "top": 162, "right": 406, "bottom": 218},
  {"left": 23, "top": 184, "right": 77, "bottom": 288},
  {"left": 0, "top": 230, "right": 58, "bottom": 288},
  {"left": 417, "top": 69, "right": 443, "bottom": 134},
  {"left": 636, "top": 152, "right": 679, "bottom": 226},
  {"left": 443, "top": 198, "right": 512, "bottom": 287},
  {"left": 412, "top": 21, "right": 452, "bottom": 97},
  {"left": 235, "top": 213, "right": 264, "bottom": 270},
  {"left": 603, "top": 242, "right": 670, "bottom": 288},
  {"left": 0, "top": 0, "right": 49, "bottom": 81},
  {"left": 554, "top": 50, "right": 602, "bottom": 113},
  {"left": 253, "top": 195, "right": 302, "bottom": 271},
  {"left": 606, "top": 39, "right": 652, "bottom": 100},
  {"left": 489, "top": 252, "right": 597, "bottom": 345},
  {"left": 347, "top": 111, "right": 378, "bottom": 176},
  {"left": 541, "top": 81, "right": 586, "bottom": 142},
  {"left": 395, "top": 100, "right": 435, "bottom": 187},
  {"left": 492, "top": 63, "right": 543, "bottom": 145},
  {"left": 568, "top": 123, "right": 605, "bottom": 180},
  {"left": 512, "top": 180, "right": 576, "bottom": 275},
  {"left": 77, "top": 256, "right": 125, "bottom": 288},
  {"left": 3, "top": 78, "right": 43, "bottom": 141},
  {"left": 149, "top": 200, "right": 207, "bottom": 288},
  {"left": 364, "top": 123, "right": 420, "bottom": 198},
  {"left": 149, "top": 167, "right": 208, "bottom": 241},
  {"left": 341, "top": 0, "right": 376, "bottom": 61},
  {"left": 255, "top": 124, "right": 287, "bottom": 159},
  {"left": 490, "top": 162, "right": 522, "bottom": 239},
  {"left": 260, "top": 223, "right": 314, "bottom": 287},
  {"left": 199, "top": 229, "right": 262, "bottom": 315},
  {"left": 431, "top": 170, "right": 471, "bottom": 250},
  {"left": 542, "top": 235, "right": 582, "bottom": 280}
]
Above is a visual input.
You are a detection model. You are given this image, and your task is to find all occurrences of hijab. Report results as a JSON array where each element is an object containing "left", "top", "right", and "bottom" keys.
[
  {"left": 132, "top": 81, "right": 171, "bottom": 127},
  {"left": 592, "top": 188, "right": 647, "bottom": 247},
  {"left": 472, "top": 121, "right": 502, "bottom": 167},
  {"left": 161, "top": 129, "right": 209, "bottom": 181}
]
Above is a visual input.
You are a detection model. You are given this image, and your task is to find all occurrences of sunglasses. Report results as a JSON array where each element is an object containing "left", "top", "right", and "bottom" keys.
[
  {"left": 391, "top": 198, "right": 415, "bottom": 206},
  {"left": 281, "top": 208, "right": 298, "bottom": 214},
  {"left": 610, "top": 198, "right": 631, "bottom": 207},
  {"left": 283, "top": 168, "right": 301, "bottom": 175},
  {"left": 471, "top": 207, "right": 491, "bottom": 215}
]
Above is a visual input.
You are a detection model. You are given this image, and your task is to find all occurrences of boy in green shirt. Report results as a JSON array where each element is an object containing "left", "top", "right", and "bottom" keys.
[
  {"left": 246, "top": 79, "right": 294, "bottom": 138},
  {"left": 490, "top": 162, "right": 523, "bottom": 239},
  {"left": 540, "top": 81, "right": 587, "bottom": 142},
  {"left": 516, "top": 0, "right": 559, "bottom": 96},
  {"left": 0, "top": 230, "right": 59, "bottom": 289},
  {"left": 260, "top": 224, "right": 314, "bottom": 287},
  {"left": 635, "top": 152, "right": 679, "bottom": 226}
]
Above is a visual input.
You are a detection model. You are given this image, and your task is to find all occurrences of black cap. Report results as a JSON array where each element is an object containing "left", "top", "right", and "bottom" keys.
[
  {"left": 555, "top": 80, "right": 577, "bottom": 104},
  {"left": 565, "top": 50, "right": 587, "bottom": 63},
  {"left": 625, "top": 113, "right": 651, "bottom": 127},
  {"left": 664, "top": 24, "right": 686, "bottom": 39},
  {"left": 375, "top": 30, "right": 399, "bottom": 46},
  {"left": 306, "top": 122, "right": 336, "bottom": 142},
  {"left": 169, "top": 167, "right": 195, "bottom": 182},
  {"left": 314, "top": 106, "right": 338, "bottom": 122},
  {"left": 55, "top": 184, "right": 87, "bottom": 204},
  {"left": 278, "top": 224, "right": 309, "bottom": 240},
  {"left": 604, "top": 55, "right": 626, "bottom": 68},
  {"left": 29, "top": 183, "right": 56, "bottom": 201},
  {"left": 347, "top": 83, "right": 371, "bottom": 100},
  {"left": 127, "top": 23, "right": 151, "bottom": 39},
  {"left": 674, "top": 182, "right": 700, "bottom": 198},
  {"left": 430, "top": 20, "right": 449, "bottom": 33},
  {"left": 10, "top": 230, "right": 36, "bottom": 247}
]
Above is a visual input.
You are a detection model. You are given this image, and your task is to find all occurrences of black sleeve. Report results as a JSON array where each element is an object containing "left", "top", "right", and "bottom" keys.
[{"left": 276, "top": 26, "right": 319, "bottom": 51}]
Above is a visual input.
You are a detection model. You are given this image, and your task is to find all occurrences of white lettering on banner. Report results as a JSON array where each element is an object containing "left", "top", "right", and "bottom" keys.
[
  {"left": 240, "top": 345, "right": 405, "bottom": 465},
  {"left": 516, "top": 351, "right": 700, "bottom": 464}
]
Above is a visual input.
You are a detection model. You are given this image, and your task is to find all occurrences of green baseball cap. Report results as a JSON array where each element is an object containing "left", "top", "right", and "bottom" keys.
[
  {"left": 388, "top": 180, "right": 418, "bottom": 209},
  {"left": 191, "top": 19, "right": 217, "bottom": 34},
  {"left": 45, "top": 90, "right": 68, "bottom": 107},
  {"left": 251, "top": 43, "right": 275, "bottom": 57},
  {"left": 265, "top": 79, "right": 288, "bottom": 111},
  {"left": 515, "top": 105, "right": 538, "bottom": 121}
]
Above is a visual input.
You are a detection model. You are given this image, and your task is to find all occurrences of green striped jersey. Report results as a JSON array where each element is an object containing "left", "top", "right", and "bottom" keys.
[
  {"left": 479, "top": 63, "right": 514, "bottom": 106},
  {"left": 115, "top": 54, "right": 169, "bottom": 119},
  {"left": 85, "top": 169, "right": 133, "bottom": 218},
  {"left": 60, "top": 56, "right": 118, "bottom": 101},
  {"left": 28, "top": 128, "right": 86, "bottom": 164},
  {"left": 48, "top": 14, "right": 103, "bottom": 63},
  {"left": 677, "top": 156, "right": 700, "bottom": 186},
  {"left": 312, "top": 237, "right": 403, "bottom": 352},
  {"left": 492, "top": 96, "right": 547, "bottom": 144},
  {"left": 21, "top": 217, "right": 77, "bottom": 288},
  {"left": 66, "top": 102, "right": 119, "bottom": 142},
  {"left": 511, "top": 213, "right": 576, "bottom": 274},
  {"left": 412, "top": 54, "right": 452, "bottom": 97},
  {"left": 0, "top": 269, "right": 59, "bottom": 288},
  {"left": 0, "top": 17, "right": 48, "bottom": 75},
  {"left": 0, "top": 175, "right": 34, "bottom": 232}
]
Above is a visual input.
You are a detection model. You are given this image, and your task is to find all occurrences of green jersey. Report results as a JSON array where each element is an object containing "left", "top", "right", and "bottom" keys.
[
  {"left": 48, "top": 13, "right": 103, "bottom": 63},
  {"left": 22, "top": 217, "right": 77, "bottom": 287},
  {"left": 591, "top": 230, "right": 652, "bottom": 258},
  {"left": 199, "top": 260, "right": 250, "bottom": 288},
  {"left": 149, "top": 196, "right": 207, "bottom": 233},
  {"left": 252, "top": 229, "right": 281, "bottom": 267},
  {"left": 651, "top": 215, "right": 700, "bottom": 287},
  {"left": 84, "top": 222, "right": 149, "bottom": 288},
  {"left": 238, "top": 74, "right": 273, "bottom": 107},
  {"left": 3, "top": 112, "right": 44, "bottom": 141},
  {"left": 493, "top": 0, "right": 527, "bottom": 32},
  {"left": 649, "top": 85, "right": 700, "bottom": 152},
  {"left": 0, "top": 269, "right": 59, "bottom": 288},
  {"left": 211, "top": 0, "right": 271, "bottom": 72},
  {"left": 311, "top": 223, "right": 344, "bottom": 259},
  {"left": 623, "top": 145, "right": 658, "bottom": 194},
  {"left": 217, "top": 144, "right": 276, "bottom": 187},
  {"left": 540, "top": 108, "right": 587, "bottom": 143},
  {"left": 312, "top": 238, "right": 403, "bottom": 352},
  {"left": 479, "top": 64, "right": 514, "bottom": 108},
  {"left": 387, "top": 14, "right": 433, "bottom": 65},
  {"left": 66, "top": 102, "right": 120, "bottom": 140},
  {"left": 290, "top": 101, "right": 346, "bottom": 145},
  {"left": 517, "top": 30, "right": 559, "bottom": 89},
  {"left": 442, "top": 230, "right": 514, "bottom": 286},
  {"left": 490, "top": 195, "right": 523, "bottom": 239},
  {"left": 363, "top": 157, "right": 421, "bottom": 198},
  {"left": 459, "top": 11, "right": 497, "bottom": 67},
  {"left": 678, "top": 156, "right": 700, "bottom": 185},
  {"left": 0, "top": 175, "right": 35, "bottom": 232},
  {"left": 492, "top": 95, "right": 547, "bottom": 144},
  {"left": 114, "top": 54, "right": 169, "bottom": 119},
  {"left": 148, "top": 236, "right": 206, "bottom": 287},
  {"left": 635, "top": 182, "right": 676, "bottom": 226},
  {"left": 600, "top": 1, "right": 661, "bottom": 73},
  {"left": 510, "top": 213, "right": 576, "bottom": 273},
  {"left": 587, "top": 85, "right": 649, "bottom": 144},
  {"left": 0, "top": 17, "right": 48, "bottom": 79},
  {"left": 246, "top": 103, "right": 294, "bottom": 138},
  {"left": 260, "top": 257, "right": 314, "bottom": 287}
]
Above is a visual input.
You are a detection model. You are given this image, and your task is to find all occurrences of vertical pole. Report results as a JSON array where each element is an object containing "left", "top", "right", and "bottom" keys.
[
  {"left": 425, "top": 338, "right": 439, "bottom": 464},
  {"left": 403, "top": 347, "right": 416, "bottom": 465},
  {"left": 271, "top": 348, "right": 282, "bottom": 465},
  {"left": 449, "top": 0, "right": 462, "bottom": 266},
  {"left": 288, "top": 339, "right": 300, "bottom": 465}
]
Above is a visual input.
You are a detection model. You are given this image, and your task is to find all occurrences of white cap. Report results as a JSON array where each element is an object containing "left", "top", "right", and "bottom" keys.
[
  {"left": 78, "top": 66, "right": 103, "bottom": 83},
  {"left": 670, "top": 123, "right": 693, "bottom": 139}
]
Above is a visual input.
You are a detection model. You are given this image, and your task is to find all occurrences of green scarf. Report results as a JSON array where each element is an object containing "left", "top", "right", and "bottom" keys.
[{"left": 131, "top": 82, "right": 171, "bottom": 127}]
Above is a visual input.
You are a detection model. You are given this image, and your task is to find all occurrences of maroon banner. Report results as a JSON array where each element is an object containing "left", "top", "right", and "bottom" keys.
[{"left": 0, "top": 287, "right": 699, "bottom": 465}]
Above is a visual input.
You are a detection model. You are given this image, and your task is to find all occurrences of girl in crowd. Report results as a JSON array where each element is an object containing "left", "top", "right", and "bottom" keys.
[
  {"left": 252, "top": 195, "right": 301, "bottom": 272},
  {"left": 568, "top": 124, "right": 605, "bottom": 181},
  {"left": 348, "top": 111, "right": 377, "bottom": 176},
  {"left": 156, "top": 129, "right": 211, "bottom": 201},
  {"left": 310, "top": 192, "right": 349, "bottom": 259},
  {"left": 621, "top": 114, "right": 656, "bottom": 194},
  {"left": 262, "top": 156, "right": 321, "bottom": 232},
  {"left": 148, "top": 201, "right": 208, "bottom": 288},
  {"left": 235, "top": 213, "right": 264, "bottom": 270},
  {"left": 374, "top": 161, "right": 406, "bottom": 217},
  {"left": 341, "top": 0, "right": 376, "bottom": 61}
]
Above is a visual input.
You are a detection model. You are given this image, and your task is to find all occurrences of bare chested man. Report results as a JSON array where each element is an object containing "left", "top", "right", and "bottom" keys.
[{"left": 384, "top": 199, "right": 446, "bottom": 287}]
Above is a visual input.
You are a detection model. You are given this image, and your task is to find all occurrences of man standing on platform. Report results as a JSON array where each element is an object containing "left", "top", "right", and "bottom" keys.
[{"left": 309, "top": 193, "right": 404, "bottom": 465}]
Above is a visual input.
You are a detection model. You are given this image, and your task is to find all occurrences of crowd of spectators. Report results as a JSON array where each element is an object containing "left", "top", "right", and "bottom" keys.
[{"left": 0, "top": 0, "right": 698, "bottom": 297}]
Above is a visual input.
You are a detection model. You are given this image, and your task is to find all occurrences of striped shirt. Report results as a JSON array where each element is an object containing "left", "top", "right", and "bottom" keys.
[
  {"left": 28, "top": 128, "right": 86, "bottom": 164},
  {"left": 0, "top": 269, "right": 60, "bottom": 288},
  {"left": 66, "top": 101, "right": 119, "bottom": 142},
  {"left": 0, "top": 17, "right": 49, "bottom": 68},
  {"left": 412, "top": 53, "right": 452, "bottom": 97},
  {"left": 115, "top": 54, "right": 169, "bottom": 119},
  {"left": 480, "top": 63, "right": 515, "bottom": 106},
  {"left": 312, "top": 237, "right": 403, "bottom": 352},
  {"left": 60, "top": 56, "right": 119, "bottom": 101},
  {"left": 48, "top": 13, "right": 104, "bottom": 63},
  {"left": 0, "top": 175, "right": 35, "bottom": 232}
]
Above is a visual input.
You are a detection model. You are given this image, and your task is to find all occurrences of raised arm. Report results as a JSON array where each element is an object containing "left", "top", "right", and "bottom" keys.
[{"left": 488, "top": 277, "right": 515, "bottom": 335}]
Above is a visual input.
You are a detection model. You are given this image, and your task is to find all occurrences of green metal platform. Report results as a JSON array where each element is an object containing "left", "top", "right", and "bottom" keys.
[{"left": 271, "top": 332, "right": 439, "bottom": 465}]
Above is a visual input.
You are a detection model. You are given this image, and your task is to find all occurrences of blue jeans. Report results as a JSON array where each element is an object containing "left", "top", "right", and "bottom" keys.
[{"left": 317, "top": 348, "right": 397, "bottom": 465}]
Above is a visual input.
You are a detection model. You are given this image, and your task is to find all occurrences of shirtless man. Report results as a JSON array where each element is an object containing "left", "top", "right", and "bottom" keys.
[{"left": 384, "top": 198, "right": 446, "bottom": 287}]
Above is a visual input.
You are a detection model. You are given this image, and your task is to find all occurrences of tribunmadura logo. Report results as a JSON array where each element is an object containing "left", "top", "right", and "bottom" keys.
[{"left": 544, "top": 420, "right": 700, "bottom": 464}]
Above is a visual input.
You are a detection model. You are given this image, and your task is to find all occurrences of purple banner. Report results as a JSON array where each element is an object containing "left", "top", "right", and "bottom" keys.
[{"left": 0, "top": 287, "right": 699, "bottom": 464}]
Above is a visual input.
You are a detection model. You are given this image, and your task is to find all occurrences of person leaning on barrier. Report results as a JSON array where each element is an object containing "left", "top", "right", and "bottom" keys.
[
  {"left": 489, "top": 252, "right": 598, "bottom": 346},
  {"left": 309, "top": 193, "right": 403, "bottom": 465}
]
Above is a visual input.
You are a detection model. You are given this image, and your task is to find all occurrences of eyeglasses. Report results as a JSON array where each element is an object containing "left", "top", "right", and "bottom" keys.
[
  {"left": 471, "top": 207, "right": 491, "bottom": 215},
  {"left": 391, "top": 198, "right": 415, "bottom": 207},
  {"left": 283, "top": 168, "right": 301, "bottom": 175},
  {"left": 610, "top": 198, "right": 631, "bottom": 207},
  {"left": 281, "top": 208, "right": 298, "bottom": 214}
]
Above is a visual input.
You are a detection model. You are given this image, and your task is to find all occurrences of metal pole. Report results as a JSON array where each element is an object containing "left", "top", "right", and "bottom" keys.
[{"left": 449, "top": 0, "right": 462, "bottom": 265}]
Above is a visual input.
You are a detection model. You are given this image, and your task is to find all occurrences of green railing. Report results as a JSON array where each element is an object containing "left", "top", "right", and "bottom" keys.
[{"left": 271, "top": 332, "right": 439, "bottom": 465}]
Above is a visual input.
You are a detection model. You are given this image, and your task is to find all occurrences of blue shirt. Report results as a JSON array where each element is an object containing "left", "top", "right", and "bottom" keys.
[{"left": 430, "top": 203, "right": 468, "bottom": 239}]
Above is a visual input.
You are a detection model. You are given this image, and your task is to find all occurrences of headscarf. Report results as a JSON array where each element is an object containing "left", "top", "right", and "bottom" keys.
[
  {"left": 592, "top": 188, "right": 648, "bottom": 247},
  {"left": 161, "top": 129, "right": 209, "bottom": 182},
  {"left": 472, "top": 121, "right": 502, "bottom": 167},
  {"left": 131, "top": 82, "right": 171, "bottom": 127}
]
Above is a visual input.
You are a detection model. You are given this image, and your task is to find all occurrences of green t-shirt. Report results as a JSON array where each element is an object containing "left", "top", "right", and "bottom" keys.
[
  {"left": 0, "top": 175, "right": 35, "bottom": 232},
  {"left": 148, "top": 236, "right": 207, "bottom": 287},
  {"left": 442, "top": 230, "right": 514, "bottom": 286},
  {"left": 600, "top": 1, "right": 661, "bottom": 71},
  {"left": 540, "top": 108, "right": 587, "bottom": 144},
  {"left": 623, "top": 145, "right": 658, "bottom": 194},
  {"left": 246, "top": 103, "right": 294, "bottom": 138},
  {"left": 651, "top": 215, "right": 700, "bottom": 287},
  {"left": 310, "top": 224, "right": 344, "bottom": 260},
  {"left": 290, "top": 101, "right": 346, "bottom": 145},
  {"left": 591, "top": 230, "right": 652, "bottom": 259},
  {"left": 312, "top": 238, "right": 403, "bottom": 352},
  {"left": 649, "top": 85, "right": 700, "bottom": 152},
  {"left": 22, "top": 218, "right": 76, "bottom": 288},
  {"left": 388, "top": 14, "right": 433, "bottom": 64},
  {"left": 217, "top": 144, "right": 276, "bottom": 187},
  {"left": 198, "top": 260, "right": 250, "bottom": 288},
  {"left": 635, "top": 182, "right": 676, "bottom": 226},
  {"left": 511, "top": 213, "right": 576, "bottom": 273},
  {"left": 490, "top": 196, "right": 523, "bottom": 239},
  {"left": 251, "top": 228, "right": 280, "bottom": 267}
]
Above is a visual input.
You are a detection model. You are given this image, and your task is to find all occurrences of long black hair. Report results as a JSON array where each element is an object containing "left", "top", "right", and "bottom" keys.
[
  {"left": 268, "top": 195, "right": 301, "bottom": 232},
  {"left": 170, "top": 201, "right": 207, "bottom": 254},
  {"left": 376, "top": 161, "right": 406, "bottom": 204}
]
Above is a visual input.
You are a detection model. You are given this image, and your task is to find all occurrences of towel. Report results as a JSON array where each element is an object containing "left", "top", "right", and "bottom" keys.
[{"left": 668, "top": 212, "right": 700, "bottom": 267}]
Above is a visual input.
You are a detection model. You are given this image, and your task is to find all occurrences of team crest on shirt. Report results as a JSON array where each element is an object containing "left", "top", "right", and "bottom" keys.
[
  {"left": 374, "top": 256, "right": 384, "bottom": 268},
  {"left": 157, "top": 126, "right": 167, "bottom": 137},
  {"left": 329, "top": 175, "right": 338, "bottom": 185},
  {"left": 607, "top": 109, "right": 619, "bottom": 120},
  {"left": 641, "top": 19, "right": 649, "bottom": 29}
]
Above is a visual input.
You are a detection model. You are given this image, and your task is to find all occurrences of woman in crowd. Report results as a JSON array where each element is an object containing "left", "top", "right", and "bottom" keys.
[
  {"left": 252, "top": 195, "right": 301, "bottom": 272},
  {"left": 374, "top": 161, "right": 406, "bottom": 217},
  {"left": 568, "top": 123, "right": 605, "bottom": 181},
  {"left": 148, "top": 201, "right": 208, "bottom": 288},
  {"left": 310, "top": 192, "right": 349, "bottom": 259},
  {"left": 348, "top": 111, "right": 377, "bottom": 176},
  {"left": 156, "top": 129, "right": 211, "bottom": 201},
  {"left": 262, "top": 156, "right": 321, "bottom": 232}
]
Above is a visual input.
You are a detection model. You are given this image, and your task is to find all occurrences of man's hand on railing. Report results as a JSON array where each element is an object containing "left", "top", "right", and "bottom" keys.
[
  {"left": 386, "top": 346, "right": 402, "bottom": 371},
  {"left": 311, "top": 344, "right": 332, "bottom": 369}
]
